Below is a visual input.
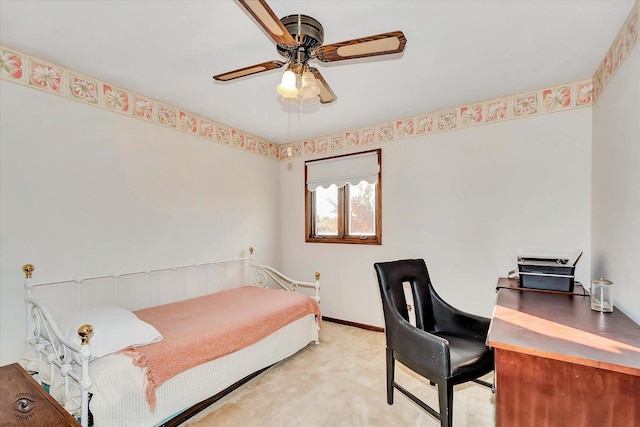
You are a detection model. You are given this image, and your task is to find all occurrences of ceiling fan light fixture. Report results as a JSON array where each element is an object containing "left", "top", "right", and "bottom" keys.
[
  {"left": 276, "top": 69, "right": 298, "bottom": 98},
  {"left": 300, "top": 95, "right": 320, "bottom": 104},
  {"left": 299, "top": 70, "right": 320, "bottom": 100}
]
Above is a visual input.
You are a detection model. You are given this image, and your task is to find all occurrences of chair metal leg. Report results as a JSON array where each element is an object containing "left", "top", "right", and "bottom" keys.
[
  {"left": 437, "top": 380, "right": 454, "bottom": 427},
  {"left": 472, "top": 378, "right": 493, "bottom": 389},
  {"left": 386, "top": 348, "right": 394, "bottom": 405}
]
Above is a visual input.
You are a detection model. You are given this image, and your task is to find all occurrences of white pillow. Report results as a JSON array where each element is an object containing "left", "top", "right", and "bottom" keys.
[{"left": 57, "top": 306, "right": 162, "bottom": 361}]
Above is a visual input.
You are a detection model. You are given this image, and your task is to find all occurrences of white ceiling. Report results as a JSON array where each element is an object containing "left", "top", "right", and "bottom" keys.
[{"left": 0, "top": 1, "right": 635, "bottom": 144}]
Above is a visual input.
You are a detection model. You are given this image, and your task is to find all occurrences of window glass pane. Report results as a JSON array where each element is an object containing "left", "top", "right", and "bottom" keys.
[
  {"left": 347, "top": 181, "right": 376, "bottom": 236},
  {"left": 314, "top": 185, "right": 338, "bottom": 235}
]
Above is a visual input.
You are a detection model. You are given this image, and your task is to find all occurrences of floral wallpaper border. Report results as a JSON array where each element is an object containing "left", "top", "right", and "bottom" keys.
[
  {"left": 593, "top": 0, "right": 639, "bottom": 102},
  {"left": 0, "top": 45, "right": 281, "bottom": 160},
  {"left": 0, "top": 1, "right": 636, "bottom": 162},
  {"left": 279, "top": 79, "right": 594, "bottom": 159},
  {"left": 0, "top": 44, "right": 593, "bottom": 162}
]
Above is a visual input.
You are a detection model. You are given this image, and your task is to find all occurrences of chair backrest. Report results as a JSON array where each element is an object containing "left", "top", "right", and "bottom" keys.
[{"left": 374, "top": 259, "right": 436, "bottom": 333}]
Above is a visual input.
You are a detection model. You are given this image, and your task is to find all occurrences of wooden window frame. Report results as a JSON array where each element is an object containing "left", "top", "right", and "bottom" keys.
[{"left": 305, "top": 149, "right": 382, "bottom": 245}]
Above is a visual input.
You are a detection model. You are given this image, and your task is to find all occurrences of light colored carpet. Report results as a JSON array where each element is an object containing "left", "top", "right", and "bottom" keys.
[{"left": 183, "top": 321, "right": 495, "bottom": 426}]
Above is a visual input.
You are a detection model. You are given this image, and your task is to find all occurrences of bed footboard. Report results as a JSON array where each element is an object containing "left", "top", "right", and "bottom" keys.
[
  {"left": 250, "top": 249, "right": 321, "bottom": 303},
  {"left": 22, "top": 264, "right": 93, "bottom": 427}
]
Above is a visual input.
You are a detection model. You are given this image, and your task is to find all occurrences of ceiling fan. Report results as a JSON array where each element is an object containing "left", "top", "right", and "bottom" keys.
[{"left": 213, "top": 0, "right": 407, "bottom": 104}]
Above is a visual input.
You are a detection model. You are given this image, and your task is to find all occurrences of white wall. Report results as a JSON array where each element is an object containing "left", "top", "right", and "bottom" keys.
[
  {"left": 592, "top": 45, "right": 640, "bottom": 324},
  {"left": 280, "top": 109, "right": 592, "bottom": 327},
  {"left": 0, "top": 81, "right": 281, "bottom": 364}
]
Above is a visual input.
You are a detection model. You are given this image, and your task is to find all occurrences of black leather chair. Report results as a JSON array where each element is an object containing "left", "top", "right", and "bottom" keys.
[{"left": 374, "top": 259, "right": 494, "bottom": 427}]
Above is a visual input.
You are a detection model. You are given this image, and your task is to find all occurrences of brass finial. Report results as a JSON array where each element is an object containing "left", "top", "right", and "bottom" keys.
[
  {"left": 249, "top": 247, "right": 254, "bottom": 255},
  {"left": 315, "top": 272, "right": 320, "bottom": 280},
  {"left": 78, "top": 324, "right": 94, "bottom": 345},
  {"left": 22, "top": 264, "right": 35, "bottom": 279}
]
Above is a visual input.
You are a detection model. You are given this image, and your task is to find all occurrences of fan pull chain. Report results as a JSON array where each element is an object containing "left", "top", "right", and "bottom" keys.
[{"left": 288, "top": 97, "right": 292, "bottom": 140}]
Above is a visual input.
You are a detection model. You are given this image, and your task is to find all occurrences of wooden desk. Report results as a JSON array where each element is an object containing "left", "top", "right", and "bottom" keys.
[
  {"left": 0, "top": 363, "right": 79, "bottom": 426},
  {"left": 488, "top": 279, "right": 640, "bottom": 427}
]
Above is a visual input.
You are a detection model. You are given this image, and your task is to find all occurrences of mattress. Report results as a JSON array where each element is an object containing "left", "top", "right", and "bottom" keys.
[{"left": 27, "top": 314, "right": 319, "bottom": 427}]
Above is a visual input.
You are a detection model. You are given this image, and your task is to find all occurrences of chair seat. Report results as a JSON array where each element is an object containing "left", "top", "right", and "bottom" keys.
[{"left": 434, "top": 332, "right": 494, "bottom": 382}]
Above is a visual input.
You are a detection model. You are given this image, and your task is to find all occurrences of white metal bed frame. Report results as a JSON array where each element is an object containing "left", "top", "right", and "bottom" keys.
[{"left": 22, "top": 247, "right": 320, "bottom": 427}]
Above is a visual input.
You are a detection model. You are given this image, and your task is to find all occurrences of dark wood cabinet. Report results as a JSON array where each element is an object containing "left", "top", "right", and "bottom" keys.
[
  {"left": 0, "top": 363, "right": 79, "bottom": 426},
  {"left": 488, "top": 279, "right": 640, "bottom": 427}
]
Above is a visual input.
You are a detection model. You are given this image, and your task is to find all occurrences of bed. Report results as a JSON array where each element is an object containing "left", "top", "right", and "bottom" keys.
[{"left": 19, "top": 248, "right": 321, "bottom": 427}]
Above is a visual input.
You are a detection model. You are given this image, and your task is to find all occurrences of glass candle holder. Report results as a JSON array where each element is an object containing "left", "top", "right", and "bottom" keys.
[{"left": 590, "top": 277, "right": 613, "bottom": 312}]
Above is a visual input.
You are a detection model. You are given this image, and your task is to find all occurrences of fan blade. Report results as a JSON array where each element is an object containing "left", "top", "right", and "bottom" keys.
[
  {"left": 238, "top": 0, "right": 297, "bottom": 48},
  {"left": 314, "top": 31, "right": 407, "bottom": 62},
  {"left": 213, "top": 60, "right": 285, "bottom": 81},
  {"left": 309, "top": 67, "right": 337, "bottom": 104}
]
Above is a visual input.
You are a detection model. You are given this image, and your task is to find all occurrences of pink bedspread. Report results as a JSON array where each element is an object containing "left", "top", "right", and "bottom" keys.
[{"left": 121, "top": 286, "right": 321, "bottom": 410}]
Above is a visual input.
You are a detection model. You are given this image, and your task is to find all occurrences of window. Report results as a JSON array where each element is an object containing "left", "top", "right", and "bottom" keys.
[{"left": 305, "top": 149, "right": 381, "bottom": 244}]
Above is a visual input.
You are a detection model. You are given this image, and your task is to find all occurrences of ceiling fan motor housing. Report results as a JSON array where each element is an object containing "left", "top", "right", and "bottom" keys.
[{"left": 277, "top": 14, "right": 324, "bottom": 67}]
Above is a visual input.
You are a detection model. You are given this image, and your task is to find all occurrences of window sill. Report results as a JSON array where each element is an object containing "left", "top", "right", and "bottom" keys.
[{"left": 305, "top": 237, "right": 381, "bottom": 245}]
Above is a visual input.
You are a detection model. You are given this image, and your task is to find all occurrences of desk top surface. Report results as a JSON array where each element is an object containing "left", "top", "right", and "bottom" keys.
[{"left": 487, "top": 278, "right": 640, "bottom": 376}]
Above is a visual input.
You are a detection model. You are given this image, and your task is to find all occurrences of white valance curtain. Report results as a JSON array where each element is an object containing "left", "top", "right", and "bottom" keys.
[{"left": 306, "top": 151, "right": 379, "bottom": 191}]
